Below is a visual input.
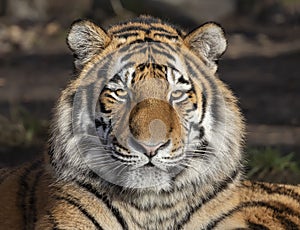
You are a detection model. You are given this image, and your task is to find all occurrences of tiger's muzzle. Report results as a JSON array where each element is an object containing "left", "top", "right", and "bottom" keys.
[{"left": 128, "top": 98, "right": 182, "bottom": 158}]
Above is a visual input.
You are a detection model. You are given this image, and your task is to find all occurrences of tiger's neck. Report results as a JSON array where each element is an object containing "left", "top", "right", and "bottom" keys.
[{"left": 109, "top": 169, "right": 242, "bottom": 228}]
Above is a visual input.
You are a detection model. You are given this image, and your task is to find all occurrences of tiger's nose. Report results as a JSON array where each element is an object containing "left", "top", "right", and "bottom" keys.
[{"left": 129, "top": 138, "right": 170, "bottom": 158}]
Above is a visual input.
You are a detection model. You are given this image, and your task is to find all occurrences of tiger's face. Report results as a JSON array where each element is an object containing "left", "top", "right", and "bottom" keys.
[
  {"left": 95, "top": 63, "right": 204, "bottom": 188},
  {"left": 51, "top": 16, "right": 243, "bottom": 193}
]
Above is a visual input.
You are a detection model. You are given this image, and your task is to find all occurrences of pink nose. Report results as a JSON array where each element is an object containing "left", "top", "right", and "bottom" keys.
[
  {"left": 129, "top": 138, "right": 170, "bottom": 158},
  {"left": 140, "top": 142, "right": 165, "bottom": 157}
]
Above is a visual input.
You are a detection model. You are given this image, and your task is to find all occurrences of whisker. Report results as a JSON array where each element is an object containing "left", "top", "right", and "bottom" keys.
[
  {"left": 86, "top": 152, "right": 113, "bottom": 158},
  {"left": 88, "top": 160, "right": 117, "bottom": 167},
  {"left": 185, "top": 152, "right": 215, "bottom": 157},
  {"left": 185, "top": 149, "right": 215, "bottom": 154},
  {"left": 115, "top": 164, "right": 129, "bottom": 176},
  {"left": 78, "top": 146, "right": 110, "bottom": 153},
  {"left": 184, "top": 154, "right": 214, "bottom": 163},
  {"left": 184, "top": 155, "right": 211, "bottom": 162},
  {"left": 88, "top": 158, "right": 116, "bottom": 164},
  {"left": 179, "top": 162, "right": 207, "bottom": 175},
  {"left": 185, "top": 146, "right": 214, "bottom": 150},
  {"left": 185, "top": 143, "right": 214, "bottom": 148}
]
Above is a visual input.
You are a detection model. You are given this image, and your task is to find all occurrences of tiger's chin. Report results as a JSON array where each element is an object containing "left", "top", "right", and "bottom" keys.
[
  {"left": 97, "top": 164, "right": 182, "bottom": 192},
  {"left": 122, "top": 167, "right": 174, "bottom": 191}
]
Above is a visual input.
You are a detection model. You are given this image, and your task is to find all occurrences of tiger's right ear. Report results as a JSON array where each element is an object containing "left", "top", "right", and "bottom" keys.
[
  {"left": 67, "top": 20, "right": 111, "bottom": 70},
  {"left": 184, "top": 22, "right": 227, "bottom": 65}
]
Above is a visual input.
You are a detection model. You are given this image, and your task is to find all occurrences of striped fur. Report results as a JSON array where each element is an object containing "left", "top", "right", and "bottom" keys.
[{"left": 1, "top": 16, "right": 300, "bottom": 229}]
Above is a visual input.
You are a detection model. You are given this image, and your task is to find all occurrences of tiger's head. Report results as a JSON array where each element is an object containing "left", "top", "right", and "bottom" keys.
[{"left": 50, "top": 16, "right": 244, "bottom": 193}]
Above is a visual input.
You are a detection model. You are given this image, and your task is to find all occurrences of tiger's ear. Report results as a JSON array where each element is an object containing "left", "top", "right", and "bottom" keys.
[
  {"left": 67, "top": 20, "right": 110, "bottom": 70},
  {"left": 184, "top": 22, "right": 227, "bottom": 63}
]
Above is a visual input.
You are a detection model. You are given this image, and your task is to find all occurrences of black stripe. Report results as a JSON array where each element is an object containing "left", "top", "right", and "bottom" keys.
[
  {"left": 114, "top": 32, "right": 139, "bottom": 39},
  {"left": 119, "top": 44, "right": 150, "bottom": 63},
  {"left": 54, "top": 195, "right": 103, "bottom": 230},
  {"left": 247, "top": 221, "right": 270, "bottom": 230},
  {"left": 277, "top": 215, "right": 299, "bottom": 230},
  {"left": 184, "top": 107, "right": 197, "bottom": 113},
  {"left": 109, "top": 73, "right": 122, "bottom": 84},
  {"left": 177, "top": 169, "right": 239, "bottom": 229},
  {"left": 153, "top": 32, "right": 179, "bottom": 40},
  {"left": 121, "top": 39, "right": 178, "bottom": 58},
  {"left": 18, "top": 159, "right": 42, "bottom": 230},
  {"left": 199, "top": 92, "right": 207, "bottom": 124},
  {"left": 154, "top": 41, "right": 177, "bottom": 53},
  {"left": 76, "top": 181, "right": 129, "bottom": 230},
  {"left": 127, "top": 214, "right": 145, "bottom": 229},
  {"left": 47, "top": 211, "right": 61, "bottom": 230},
  {"left": 151, "top": 46, "right": 176, "bottom": 61},
  {"left": 178, "top": 75, "right": 190, "bottom": 85},
  {"left": 28, "top": 169, "right": 43, "bottom": 228},
  {"left": 103, "top": 92, "right": 117, "bottom": 101},
  {"left": 206, "top": 201, "right": 300, "bottom": 230},
  {"left": 99, "top": 101, "right": 112, "bottom": 113},
  {"left": 113, "top": 25, "right": 172, "bottom": 35},
  {"left": 144, "top": 37, "right": 156, "bottom": 42},
  {"left": 120, "top": 51, "right": 137, "bottom": 63},
  {"left": 254, "top": 182, "right": 300, "bottom": 203},
  {"left": 118, "top": 41, "right": 145, "bottom": 53},
  {"left": 113, "top": 26, "right": 152, "bottom": 35},
  {"left": 184, "top": 55, "right": 221, "bottom": 126},
  {"left": 0, "top": 168, "right": 18, "bottom": 185},
  {"left": 154, "top": 33, "right": 179, "bottom": 40},
  {"left": 127, "top": 38, "right": 156, "bottom": 45},
  {"left": 110, "top": 154, "right": 133, "bottom": 164},
  {"left": 118, "top": 42, "right": 177, "bottom": 64},
  {"left": 120, "top": 62, "right": 135, "bottom": 71}
]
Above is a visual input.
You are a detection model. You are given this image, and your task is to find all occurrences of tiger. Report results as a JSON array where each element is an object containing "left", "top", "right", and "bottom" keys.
[{"left": 0, "top": 15, "right": 300, "bottom": 230}]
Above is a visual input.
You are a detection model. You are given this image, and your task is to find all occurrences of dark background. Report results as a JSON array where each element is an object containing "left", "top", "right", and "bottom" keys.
[{"left": 0, "top": 0, "right": 299, "bottom": 183}]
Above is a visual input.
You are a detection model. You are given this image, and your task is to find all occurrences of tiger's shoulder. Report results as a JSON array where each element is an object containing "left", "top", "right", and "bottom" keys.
[
  {"left": 35, "top": 179, "right": 300, "bottom": 229},
  {"left": 183, "top": 180, "right": 300, "bottom": 229},
  {"left": 238, "top": 181, "right": 300, "bottom": 229},
  {"left": 0, "top": 159, "right": 52, "bottom": 229}
]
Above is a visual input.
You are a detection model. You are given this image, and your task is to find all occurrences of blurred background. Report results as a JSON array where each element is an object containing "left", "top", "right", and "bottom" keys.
[{"left": 0, "top": 0, "right": 299, "bottom": 183}]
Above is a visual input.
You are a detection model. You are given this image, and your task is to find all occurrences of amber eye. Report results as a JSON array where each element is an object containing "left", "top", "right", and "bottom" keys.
[
  {"left": 115, "top": 89, "right": 128, "bottom": 99},
  {"left": 171, "top": 90, "right": 184, "bottom": 100}
]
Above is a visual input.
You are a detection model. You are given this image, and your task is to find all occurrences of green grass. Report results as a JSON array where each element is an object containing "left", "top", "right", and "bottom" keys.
[
  {"left": 246, "top": 147, "right": 300, "bottom": 184},
  {"left": 0, "top": 106, "right": 48, "bottom": 147}
]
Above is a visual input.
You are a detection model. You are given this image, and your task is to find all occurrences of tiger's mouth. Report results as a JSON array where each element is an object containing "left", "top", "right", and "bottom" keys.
[
  {"left": 95, "top": 118, "right": 208, "bottom": 163},
  {"left": 93, "top": 119, "right": 211, "bottom": 189},
  {"left": 95, "top": 119, "right": 183, "bottom": 168},
  {"left": 110, "top": 136, "right": 177, "bottom": 170}
]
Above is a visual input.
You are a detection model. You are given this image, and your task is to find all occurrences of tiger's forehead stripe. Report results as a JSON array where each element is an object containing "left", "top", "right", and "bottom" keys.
[
  {"left": 109, "top": 20, "right": 180, "bottom": 35},
  {"left": 110, "top": 24, "right": 176, "bottom": 35},
  {"left": 108, "top": 18, "right": 183, "bottom": 43}
]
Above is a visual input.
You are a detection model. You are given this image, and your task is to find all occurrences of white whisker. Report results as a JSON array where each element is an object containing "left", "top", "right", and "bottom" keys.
[{"left": 179, "top": 162, "right": 207, "bottom": 175}]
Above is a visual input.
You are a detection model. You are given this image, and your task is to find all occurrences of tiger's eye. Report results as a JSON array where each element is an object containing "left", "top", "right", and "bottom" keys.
[
  {"left": 115, "top": 89, "right": 128, "bottom": 98},
  {"left": 171, "top": 90, "right": 184, "bottom": 99}
]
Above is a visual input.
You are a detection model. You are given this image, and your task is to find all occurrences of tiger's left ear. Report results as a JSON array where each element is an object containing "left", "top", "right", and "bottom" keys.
[
  {"left": 184, "top": 22, "right": 227, "bottom": 64},
  {"left": 67, "top": 20, "right": 111, "bottom": 71}
]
